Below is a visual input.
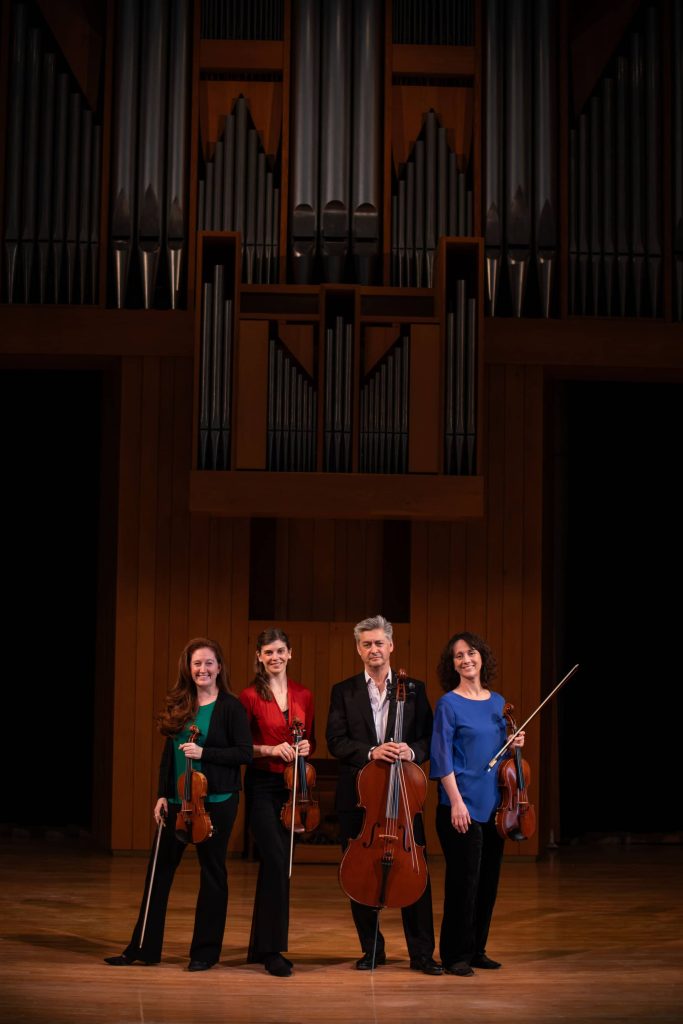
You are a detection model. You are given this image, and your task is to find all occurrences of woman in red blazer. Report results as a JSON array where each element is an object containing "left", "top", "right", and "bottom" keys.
[{"left": 239, "top": 627, "right": 316, "bottom": 977}]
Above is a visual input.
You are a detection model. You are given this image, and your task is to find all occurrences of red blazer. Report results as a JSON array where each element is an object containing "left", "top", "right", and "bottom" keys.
[{"left": 239, "top": 679, "right": 316, "bottom": 774}]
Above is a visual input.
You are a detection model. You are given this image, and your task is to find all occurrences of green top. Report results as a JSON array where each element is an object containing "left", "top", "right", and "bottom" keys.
[{"left": 169, "top": 699, "right": 232, "bottom": 804}]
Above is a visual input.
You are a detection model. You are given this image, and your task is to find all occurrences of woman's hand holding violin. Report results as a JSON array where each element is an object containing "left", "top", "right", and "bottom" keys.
[
  {"left": 266, "top": 738, "right": 310, "bottom": 761},
  {"left": 179, "top": 741, "right": 203, "bottom": 759}
]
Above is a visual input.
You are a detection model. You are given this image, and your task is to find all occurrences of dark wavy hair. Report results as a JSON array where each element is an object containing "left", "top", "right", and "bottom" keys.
[
  {"left": 250, "top": 627, "right": 292, "bottom": 701},
  {"left": 436, "top": 631, "right": 497, "bottom": 693},
  {"left": 157, "top": 637, "right": 231, "bottom": 736}
]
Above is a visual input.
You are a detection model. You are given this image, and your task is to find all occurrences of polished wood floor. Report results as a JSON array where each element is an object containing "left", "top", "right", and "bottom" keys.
[{"left": 1, "top": 839, "right": 681, "bottom": 1024}]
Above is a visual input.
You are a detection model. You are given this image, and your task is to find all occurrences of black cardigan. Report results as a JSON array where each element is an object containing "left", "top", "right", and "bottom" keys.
[{"left": 158, "top": 689, "right": 253, "bottom": 799}]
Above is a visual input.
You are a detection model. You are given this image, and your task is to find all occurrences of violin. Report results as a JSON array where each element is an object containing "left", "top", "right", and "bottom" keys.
[
  {"left": 281, "top": 718, "right": 320, "bottom": 834},
  {"left": 339, "top": 670, "right": 428, "bottom": 909},
  {"left": 175, "top": 725, "right": 214, "bottom": 845},
  {"left": 281, "top": 718, "right": 319, "bottom": 877},
  {"left": 495, "top": 703, "right": 536, "bottom": 842}
]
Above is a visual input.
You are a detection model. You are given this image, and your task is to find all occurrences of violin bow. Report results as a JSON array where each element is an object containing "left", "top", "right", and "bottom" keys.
[
  {"left": 288, "top": 726, "right": 300, "bottom": 879},
  {"left": 486, "top": 664, "right": 580, "bottom": 772},
  {"left": 139, "top": 804, "right": 166, "bottom": 948}
]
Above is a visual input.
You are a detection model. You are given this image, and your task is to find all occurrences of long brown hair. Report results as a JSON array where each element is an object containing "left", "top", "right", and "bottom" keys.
[
  {"left": 157, "top": 637, "right": 232, "bottom": 736},
  {"left": 250, "top": 627, "right": 291, "bottom": 701}
]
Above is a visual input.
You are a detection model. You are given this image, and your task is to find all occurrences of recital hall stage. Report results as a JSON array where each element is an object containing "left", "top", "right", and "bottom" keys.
[{"left": 1, "top": 840, "right": 681, "bottom": 1024}]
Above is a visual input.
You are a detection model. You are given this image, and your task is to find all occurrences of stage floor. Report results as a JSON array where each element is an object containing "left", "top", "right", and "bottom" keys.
[{"left": 1, "top": 839, "right": 681, "bottom": 1024}]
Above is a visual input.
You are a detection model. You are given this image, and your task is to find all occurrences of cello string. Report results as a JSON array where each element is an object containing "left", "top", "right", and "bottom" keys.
[
  {"left": 396, "top": 761, "right": 419, "bottom": 871},
  {"left": 393, "top": 694, "right": 420, "bottom": 870}
]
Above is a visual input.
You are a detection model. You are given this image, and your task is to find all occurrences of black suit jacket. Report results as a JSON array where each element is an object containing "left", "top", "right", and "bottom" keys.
[{"left": 326, "top": 671, "right": 434, "bottom": 813}]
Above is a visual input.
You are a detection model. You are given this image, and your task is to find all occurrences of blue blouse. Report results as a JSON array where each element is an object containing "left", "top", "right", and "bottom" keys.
[{"left": 430, "top": 689, "right": 507, "bottom": 823}]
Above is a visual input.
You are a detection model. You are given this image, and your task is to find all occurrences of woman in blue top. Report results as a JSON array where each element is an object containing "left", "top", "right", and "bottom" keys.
[
  {"left": 430, "top": 632, "right": 525, "bottom": 977},
  {"left": 104, "top": 637, "right": 252, "bottom": 972}
]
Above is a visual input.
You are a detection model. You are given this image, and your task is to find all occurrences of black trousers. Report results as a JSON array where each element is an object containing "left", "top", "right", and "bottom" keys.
[
  {"left": 122, "top": 796, "right": 238, "bottom": 965},
  {"left": 244, "top": 768, "right": 291, "bottom": 960},
  {"left": 435, "top": 804, "right": 505, "bottom": 967},
  {"left": 337, "top": 807, "right": 436, "bottom": 960}
]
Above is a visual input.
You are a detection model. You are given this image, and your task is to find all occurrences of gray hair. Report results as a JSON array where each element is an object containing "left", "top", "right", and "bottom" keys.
[{"left": 353, "top": 615, "right": 393, "bottom": 643}]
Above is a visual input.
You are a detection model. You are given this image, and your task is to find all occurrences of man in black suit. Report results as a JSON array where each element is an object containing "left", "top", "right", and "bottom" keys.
[{"left": 326, "top": 615, "right": 442, "bottom": 975}]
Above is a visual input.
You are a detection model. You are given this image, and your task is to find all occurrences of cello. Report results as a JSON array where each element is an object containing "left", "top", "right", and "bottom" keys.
[
  {"left": 495, "top": 703, "right": 536, "bottom": 841},
  {"left": 280, "top": 717, "right": 320, "bottom": 876},
  {"left": 338, "top": 670, "right": 428, "bottom": 911},
  {"left": 175, "top": 725, "right": 214, "bottom": 844}
]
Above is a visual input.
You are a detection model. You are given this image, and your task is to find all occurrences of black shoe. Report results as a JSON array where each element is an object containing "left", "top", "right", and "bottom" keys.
[
  {"left": 188, "top": 960, "right": 213, "bottom": 972},
  {"left": 104, "top": 954, "right": 157, "bottom": 967},
  {"left": 264, "top": 953, "right": 292, "bottom": 977},
  {"left": 471, "top": 954, "right": 501, "bottom": 969},
  {"left": 410, "top": 956, "right": 444, "bottom": 976},
  {"left": 444, "top": 961, "right": 475, "bottom": 977},
  {"left": 355, "top": 951, "right": 387, "bottom": 970}
]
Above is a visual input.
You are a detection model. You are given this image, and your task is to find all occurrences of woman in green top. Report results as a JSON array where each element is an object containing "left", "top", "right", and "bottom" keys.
[{"left": 104, "top": 637, "right": 252, "bottom": 972}]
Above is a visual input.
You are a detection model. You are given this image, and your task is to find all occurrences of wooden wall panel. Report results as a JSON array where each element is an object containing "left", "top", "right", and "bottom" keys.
[
  {"left": 521, "top": 367, "right": 544, "bottom": 844},
  {"left": 188, "top": 515, "right": 211, "bottom": 634},
  {"left": 409, "top": 524, "right": 430, "bottom": 682},
  {"left": 148, "top": 360, "right": 180, "bottom": 845},
  {"left": 272, "top": 519, "right": 385, "bottom": 621},
  {"left": 168, "top": 357, "right": 194, "bottom": 668},
  {"left": 111, "top": 356, "right": 196, "bottom": 851},
  {"left": 447, "top": 524, "right": 468, "bottom": 634},
  {"left": 312, "top": 520, "right": 336, "bottom": 620},
  {"left": 465, "top": 518, "right": 487, "bottom": 629},
  {"left": 151, "top": 359, "right": 178, "bottom": 763}
]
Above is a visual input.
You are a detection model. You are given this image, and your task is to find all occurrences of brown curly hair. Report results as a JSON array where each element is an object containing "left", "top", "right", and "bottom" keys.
[
  {"left": 436, "top": 631, "right": 497, "bottom": 692},
  {"left": 157, "top": 637, "right": 232, "bottom": 736},
  {"left": 250, "top": 627, "right": 292, "bottom": 701}
]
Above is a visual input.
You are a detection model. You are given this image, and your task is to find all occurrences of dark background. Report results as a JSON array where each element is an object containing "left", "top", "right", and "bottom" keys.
[
  {"left": 2, "top": 370, "right": 680, "bottom": 839},
  {"left": 558, "top": 380, "right": 681, "bottom": 840},
  {"left": 2, "top": 369, "right": 101, "bottom": 827}
]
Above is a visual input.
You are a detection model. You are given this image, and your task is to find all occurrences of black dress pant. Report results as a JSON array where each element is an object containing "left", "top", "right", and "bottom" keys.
[
  {"left": 123, "top": 796, "right": 238, "bottom": 965},
  {"left": 244, "top": 768, "right": 290, "bottom": 960},
  {"left": 337, "top": 807, "right": 436, "bottom": 960},
  {"left": 435, "top": 804, "right": 505, "bottom": 967}
]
